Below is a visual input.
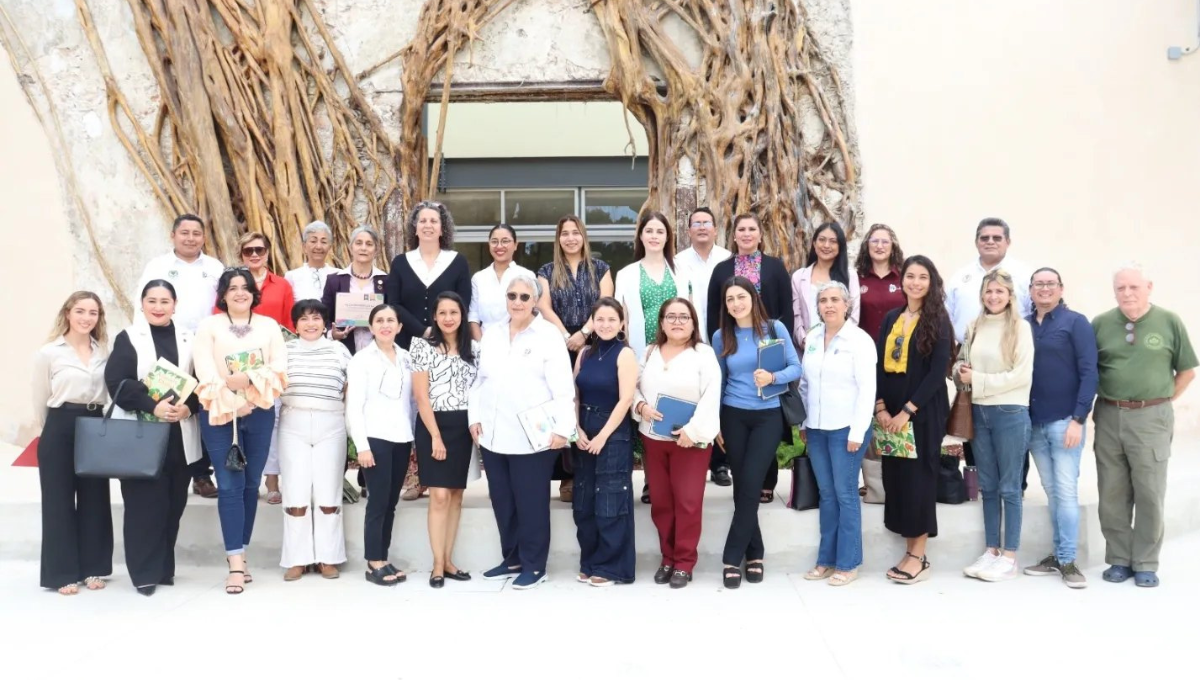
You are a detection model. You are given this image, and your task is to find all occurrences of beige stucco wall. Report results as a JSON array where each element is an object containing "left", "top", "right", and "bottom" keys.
[
  {"left": 852, "top": 0, "right": 1200, "bottom": 430},
  {"left": 3, "top": 0, "right": 1197, "bottom": 443},
  {"left": 430, "top": 102, "right": 649, "bottom": 158}
]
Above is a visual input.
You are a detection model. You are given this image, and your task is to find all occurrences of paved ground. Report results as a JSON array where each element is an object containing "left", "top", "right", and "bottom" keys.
[{"left": 2, "top": 531, "right": 1198, "bottom": 680}]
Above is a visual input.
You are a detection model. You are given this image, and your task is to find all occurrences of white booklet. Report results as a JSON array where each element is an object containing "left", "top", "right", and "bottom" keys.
[{"left": 517, "top": 401, "right": 573, "bottom": 451}]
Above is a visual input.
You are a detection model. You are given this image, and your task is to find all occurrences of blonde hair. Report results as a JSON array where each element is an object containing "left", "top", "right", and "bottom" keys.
[
  {"left": 49, "top": 291, "right": 107, "bottom": 345},
  {"left": 550, "top": 215, "right": 598, "bottom": 292},
  {"left": 969, "top": 269, "right": 1019, "bottom": 365}
]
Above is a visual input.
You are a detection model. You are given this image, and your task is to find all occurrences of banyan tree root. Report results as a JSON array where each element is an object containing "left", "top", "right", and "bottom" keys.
[{"left": 74, "top": 0, "right": 401, "bottom": 268}]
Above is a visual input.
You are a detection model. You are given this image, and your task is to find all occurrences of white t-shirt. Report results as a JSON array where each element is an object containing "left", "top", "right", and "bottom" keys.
[
  {"left": 675, "top": 245, "right": 731, "bottom": 342},
  {"left": 135, "top": 251, "right": 225, "bottom": 333},
  {"left": 945, "top": 256, "right": 1032, "bottom": 343}
]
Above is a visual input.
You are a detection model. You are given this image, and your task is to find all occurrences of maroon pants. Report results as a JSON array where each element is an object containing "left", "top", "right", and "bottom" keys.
[{"left": 643, "top": 435, "right": 710, "bottom": 573}]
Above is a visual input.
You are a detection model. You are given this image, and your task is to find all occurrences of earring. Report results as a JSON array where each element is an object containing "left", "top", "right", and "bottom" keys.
[{"left": 617, "top": 330, "right": 627, "bottom": 343}]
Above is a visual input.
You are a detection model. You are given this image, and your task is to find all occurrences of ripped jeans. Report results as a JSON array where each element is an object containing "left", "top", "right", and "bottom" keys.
[{"left": 277, "top": 407, "right": 347, "bottom": 568}]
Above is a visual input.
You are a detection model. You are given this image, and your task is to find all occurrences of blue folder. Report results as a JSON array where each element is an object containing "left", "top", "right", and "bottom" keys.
[
  {"left": 651, "top": 395, "right": 698, "bottom": 440},
  {"left": 757, "top": 339, "right": 788, "bottom": 399}
]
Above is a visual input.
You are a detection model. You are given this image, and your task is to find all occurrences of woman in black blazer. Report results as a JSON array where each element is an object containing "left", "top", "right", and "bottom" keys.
[
  {"left": 322, "top": 226, "right": 388, "bottom": 356},
  {"left": 385, "top": 201, "right": 472, "bottom": 351},
  {"left": 706, "top": 213, "right": 795, "bottom": 501}
]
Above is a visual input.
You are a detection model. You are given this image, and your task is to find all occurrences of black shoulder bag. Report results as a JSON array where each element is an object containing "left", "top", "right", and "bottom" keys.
[{"left": 74, "top": 379, "right": 170, "bottom": 480}]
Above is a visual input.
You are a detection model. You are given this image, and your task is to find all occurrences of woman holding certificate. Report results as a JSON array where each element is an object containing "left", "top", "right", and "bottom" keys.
[
  {"left": 469, "top": 272, "right": 576, "bottom": 590},
  {"left": 104, "top": 280, "right": 201, "bottom": 596},
  {"left": 873, "top": 255, "right": 953, "bottom": 584},
  {"left": 322, "top": 226, "right": 388, "bottom": 356},
  {"left": 632, "top": 298, "right": 722, "bottom": 588},
  {"left": 571, "top": 297, "right": 639, "bottom": 587},
  {"left": 194, "top": 268, "right": 288, "bottom": 595},
  {"left": 711, "top": 276, "right": 801, "bottom": 589},
  {"left": 798, "top": 281, "right": 877, "bottom": 587}
]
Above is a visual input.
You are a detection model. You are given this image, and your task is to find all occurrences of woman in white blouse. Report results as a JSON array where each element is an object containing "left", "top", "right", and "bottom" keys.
[
  {"left": 31, "top": 291, "right": 113, "bottom": 595},
  {"left": 346, "top": 303, "right": 416, "bottom": 586},
  {"left": 194, "top": 268, "right": 288, "bottom": 594},
  {"left": 285, "top": 220, "right": 339, "bottom": 302},
  {"left": 633, "top": 298, "right": 722, "bottom": 589},
  {"left": 469, "top": 272, "right": 576, "bottom": 590},
  {"left": 278, "top": 299, "right": 352, "bottom": 581},
  {"left": 799, "top": 281, "right": 877, "bottom": 586},
  {"left": 468, "top": 224, "right": 532, "bottom": 341},
  {"left": 412, "top": 291, "right": 479, "bottom": 588}
]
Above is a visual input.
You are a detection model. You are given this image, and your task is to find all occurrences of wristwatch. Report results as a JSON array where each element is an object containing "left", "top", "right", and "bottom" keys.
[
  {"left": 1071, "top": 416, "right": 1087, "bottom": 425},
  {"left": 902, "top": 404, "right": 916, "bottom": 417}
]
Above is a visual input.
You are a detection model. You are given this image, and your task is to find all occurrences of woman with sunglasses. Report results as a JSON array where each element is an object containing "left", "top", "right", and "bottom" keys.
[
  {"left": 712, "top": 277, "right": 801, "bottom": 588},
  {"left": 470, "top": 272, "right": 576, "bottom": 590},
  {"left": 874, "top": 255, "right": 953, "bottom": 584},
  {"left": 956, "top": 269, "right": 1034, "bottom": 582}
]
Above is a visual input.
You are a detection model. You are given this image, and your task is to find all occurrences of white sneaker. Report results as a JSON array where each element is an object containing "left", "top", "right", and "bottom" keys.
[
  {"left": 963, "top": 551, "right": 998, "bottom": 579},
  {"left": 978, "top": 555, "right": 1019, "bottom": 582}
]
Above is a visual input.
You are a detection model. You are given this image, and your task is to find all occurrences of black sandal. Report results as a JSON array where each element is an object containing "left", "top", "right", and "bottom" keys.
[
  {"left": 746, "top": 561, "right": 764, "bottom": 584},
  {"left": 225, "top": 570, "right": 245, "bottom": 595},
  {"left": 760, "top": 490, "right": 775, "bottom": 503},
  {"left": 888, "top": 552, "right": 931, "bottom": 585},
  {"left": 723, "top": 566, "right": 742, "bottom": 589},
  {"left": 366, "top": 565, "right": 400, "bottom": 586},
  {"left": 382, "top": 563, "right": 408, "bottom": 583},
  {"left": 641, "top": 484, "right": 651, "bottom": 504}
]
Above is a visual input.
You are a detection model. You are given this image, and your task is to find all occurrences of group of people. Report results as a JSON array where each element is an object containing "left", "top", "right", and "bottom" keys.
[{"left": 32, "top": 203, "right": 1193, "bottom": 596}]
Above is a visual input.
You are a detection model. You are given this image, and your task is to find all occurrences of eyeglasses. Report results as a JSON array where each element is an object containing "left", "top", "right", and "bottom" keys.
[
  {"left": 241, "top": 246, "right": 267, "bottom": 257},
  {"left": 689, "top": 220, "right": 713, "bottom": 228},
  {"left": 978, "top": 235, "right": 1005, "bottom": 243},
  {"left": 506, "top": 292, "right": 532, "bottom": 302},
  {"left": 868, "top": 239, "right": 892, "bottom": 247},
  {"left": 1031, "top": 281, "right": 1061, "bottom": 289},
  {"left": 489, "top": 238, "right": 515, "bottom": 247},
  {"left": 664, "top": 314, "right": 692, "bottom": 324},
  {"left": 1125, "top": 321, "right": 1136, "bottom": 345},
  {"left": 891, "top": 334, "right": 906, "bottom": 361}
]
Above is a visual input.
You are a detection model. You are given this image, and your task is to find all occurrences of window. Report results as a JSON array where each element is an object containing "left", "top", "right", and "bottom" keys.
[
  {"left": 505, "top": 190, "right": 576, "bottom": 226},
  {"left": 582, "top": 188, "right": 646, "bottom": 226}
]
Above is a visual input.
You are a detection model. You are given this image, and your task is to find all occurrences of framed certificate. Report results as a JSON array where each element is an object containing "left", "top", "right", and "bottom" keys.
[{"left": 335, "top": 292, "right": 384, "bottom": 328}]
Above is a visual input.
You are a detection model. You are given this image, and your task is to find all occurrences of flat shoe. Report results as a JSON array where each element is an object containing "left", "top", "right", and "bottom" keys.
[
  {"left": 653, "top": 565, "right": 673, "bottom": 585},
  {"left": 429, "top": 575, "right": 445, "bottom": 589},
  {"left": 317, "top": 563, "right": 340, "bottom": 580},
  {"left": 443, "top": 570, "right": 471, "bottom": 582},
  {"left": 283, "top": 566, "right": 305, "bottom": 582},
  {"left": 1134, "top": 571, "right": 1159, "bottom": 588},
  {"left": 1103, "top": 565, "right": 1134, "bottom": 583}
]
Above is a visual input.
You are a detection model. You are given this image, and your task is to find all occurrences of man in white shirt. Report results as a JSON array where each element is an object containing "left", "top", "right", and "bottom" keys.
[
  {"left": 674, "top": 207, "right": 731, "bottom": 343},
  {"left": 134, "top": 213, "right": 226, "bottom": 497},
  {"left": 945, "top": 217, "right": 1032, "bottom": 343},
  {"left": 285, "top": 220, "right": 340, "bottom": 301}
]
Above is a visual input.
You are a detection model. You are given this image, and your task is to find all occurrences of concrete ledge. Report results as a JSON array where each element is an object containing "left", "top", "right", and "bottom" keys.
[{"left": 4, "top": 449, "right": 1200, "bottom": 574}]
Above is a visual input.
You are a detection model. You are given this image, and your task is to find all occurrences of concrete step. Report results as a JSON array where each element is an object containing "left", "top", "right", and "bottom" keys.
[{"left": 4, "top": 446, "right": 1200, "bottom": 576}]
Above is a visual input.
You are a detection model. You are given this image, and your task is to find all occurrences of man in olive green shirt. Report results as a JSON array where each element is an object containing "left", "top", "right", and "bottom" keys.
[{"left": 1092, "top": 264, "right": 1196, "bottom": 587}]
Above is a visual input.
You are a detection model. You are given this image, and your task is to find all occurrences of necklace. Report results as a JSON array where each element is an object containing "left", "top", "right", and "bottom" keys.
[
  {"left": 351, "top": 268, "right": 372, "bottom": 280},
  {"left": 594, "top": 340, "right": 619, "bottom": 362},
  {"left": 227, "top": 311, "right": 253, "bottom": 339}
]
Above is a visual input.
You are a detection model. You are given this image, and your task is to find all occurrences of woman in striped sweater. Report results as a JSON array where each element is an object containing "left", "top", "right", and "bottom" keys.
[{"left": 277, "top": 299, "right": 353, "bottom": 580}]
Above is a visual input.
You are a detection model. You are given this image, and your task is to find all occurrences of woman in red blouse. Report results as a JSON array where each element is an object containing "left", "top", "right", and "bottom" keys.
[{"left": 855, "top": 223, "right": 906, "bottom": 342}]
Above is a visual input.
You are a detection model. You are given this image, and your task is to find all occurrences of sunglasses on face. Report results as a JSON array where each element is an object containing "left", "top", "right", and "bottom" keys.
[
  {"left": 507, "top": 292, "right": 532, "bottom": 302},
  {"left": 241, "top": 246, "right": 267, "bottom": 257},
  {"left": 978, "top": 235, "right": 1005, "bottom": 243}
]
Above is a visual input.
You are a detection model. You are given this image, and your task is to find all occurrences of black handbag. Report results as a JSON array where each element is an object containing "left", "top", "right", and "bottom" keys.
[
  {"left": 787, "top": 456, "right": 820, "bottom": 511},
  {"left": 766, "top": 322, "right": 807, "bottom": 427},
  {"left": 74, "top": 380, "right": 170, "bottom": 480},
  {"left": 936, "top": 454, "right": 967, "bottom": 505},
  {"left": 225, "top": 411, "right": 247, "bottom": 472}
]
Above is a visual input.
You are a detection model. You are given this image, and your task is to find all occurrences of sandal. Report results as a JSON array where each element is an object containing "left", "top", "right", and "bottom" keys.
[
  {"left": 745, "top": 561, "right": 764, "bottom": 584},
  {"left": 804, "top": 566, "right": 834, "bottom": 581},
  {"left": 829, "top": 570, "right": 858, "bottom": 586},
  {"left": 382, "top": 563, "right": 408, "bottom": 583},
  {"left": 760, "top": 490, "right": 774, "bottom": 504},
  {"left": 83, "top": 576, "right": 106, "bottom": 591},
  {"left": 57, "top": 583, "right": 79, "bottom": 596},
  {"left": 266, "top": 491, "right": 282, "bottom": 505},
  {"left": 365, "top": 565, "right": 400, "bottom": 586},
  {"left": 723, "top": 566, "right": 742, "bottom": 589},
  {"left": 225, "top": 570, "right": 245, "bottom": 595},
  {"left": 888, "top": 552, "right": 931, "bottom": 585}
]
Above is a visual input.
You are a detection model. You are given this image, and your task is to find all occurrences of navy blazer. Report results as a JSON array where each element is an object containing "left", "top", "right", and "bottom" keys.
[{"left": 322, "top": 271, "right": 387, "bottom": 356}]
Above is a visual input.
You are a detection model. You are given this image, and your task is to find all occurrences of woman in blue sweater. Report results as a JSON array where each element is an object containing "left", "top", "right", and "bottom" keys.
[{"left": 711, "top": 276, "right": 802, "bottom": 588}]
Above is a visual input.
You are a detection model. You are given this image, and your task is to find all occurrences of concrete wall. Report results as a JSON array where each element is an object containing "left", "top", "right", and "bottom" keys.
[{"left": 852, "top": 0, "right": 1200, "bottom": 430}]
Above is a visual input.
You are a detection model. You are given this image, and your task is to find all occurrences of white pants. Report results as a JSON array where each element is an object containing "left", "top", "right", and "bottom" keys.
[
  {"left": 265, "top": 398, "right": 283, "bottom": 476},
  {"left": 278, "top": 407, "right": 347, "bottom": 567}
]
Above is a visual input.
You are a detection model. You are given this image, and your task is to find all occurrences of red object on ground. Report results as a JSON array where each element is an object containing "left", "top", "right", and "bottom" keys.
[{"left": 12, "top": 438, "right": 39, "bottom": 467}]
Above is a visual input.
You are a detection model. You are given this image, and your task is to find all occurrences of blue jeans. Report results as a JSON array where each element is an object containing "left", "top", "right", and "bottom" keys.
[
  {"left": 971, "top": 405, "right": 1031, "bottom": 552},
  {"left": 199, "top": 406, "right": 276, "bottom": 555},
  {"left": 806, "top": 426, "right": 871, "bottom": 571},
  {"left": 1029, "top": 418, "right": 1086, "bottom": 563}
]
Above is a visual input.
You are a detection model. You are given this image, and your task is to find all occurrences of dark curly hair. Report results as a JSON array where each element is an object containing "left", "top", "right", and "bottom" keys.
[
  {"left": 215, "top": 267, "right": 262, "bottom": 312},
  {"left": 854, "top": 223, "right": 905, "bottom": 276},
  {"left": 405, "top": 201, "right": 456, "bottom": 251},
  {"left": 901, "top": 255, "right": 950, "bottom": 356}
]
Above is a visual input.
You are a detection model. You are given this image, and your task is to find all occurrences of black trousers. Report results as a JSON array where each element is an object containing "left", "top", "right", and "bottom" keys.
[
  {"left": 363, "top": 438, "right": 409, "bottom": 561},
  {"left": 188, "top": 438, "right": 213, "bottom": 480},
  {"left": 120, "top": 427, "right": 190, "bottom": 587},
  {"left": 720, "top": 405, "right": 783, "bottom": 565},
  {"left": 39, "top": 406, "right": 113, "bottom": 589},
  {"left": 712, "top": 441, "right": 779, "bottom": 492},
  {"left": 482, "top": 447, "right": 558, "bottom": 574}
]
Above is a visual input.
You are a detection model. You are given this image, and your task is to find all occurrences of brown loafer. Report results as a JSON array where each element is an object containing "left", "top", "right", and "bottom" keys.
[
  {"left": 401, "top": 486, "right": 426, "bottom": 501},
  {"left": 192, "top": 477, "right": 219, "bottom": 499},
  {"left": 283, "top": 566, "right": 304, "bottom": 582},
  {"left": 559, "top": 479, "right": 574, "bottom": 503},
  {"left": 317, "top": 563, "right": 339, "bottom": 580}
]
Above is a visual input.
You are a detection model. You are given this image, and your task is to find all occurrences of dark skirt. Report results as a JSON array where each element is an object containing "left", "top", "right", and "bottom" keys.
[
  {"left": 879, "top": 371, "right": 941, "bottom": 538},
  {"left": 415, "top": 410, "right": 473, "bottom": 489}
]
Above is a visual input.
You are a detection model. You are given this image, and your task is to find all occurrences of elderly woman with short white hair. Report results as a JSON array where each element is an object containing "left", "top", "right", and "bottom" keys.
[
  {"left": 286, "top": 220, "right": 340, "bottom": 302},
  {"left": 469, "top": 272, "right": 576, "bottom": 590},
  {"left": 800, "top": 280, "right": 877, "bottom": 587}
]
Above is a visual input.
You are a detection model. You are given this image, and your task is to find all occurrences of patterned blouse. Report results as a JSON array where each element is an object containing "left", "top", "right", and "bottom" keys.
[
  {"left": 538, "top": 258, "right": 611, "bottom": 330},
  {"left": 638, "top": 265, "right": 678, "bottom": 347},
  {"left": 409, "top": 336, "right": 479, "bottom": 411},
  {"left": 734, "top": 251, "right": 763, "bottom": 291}
]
